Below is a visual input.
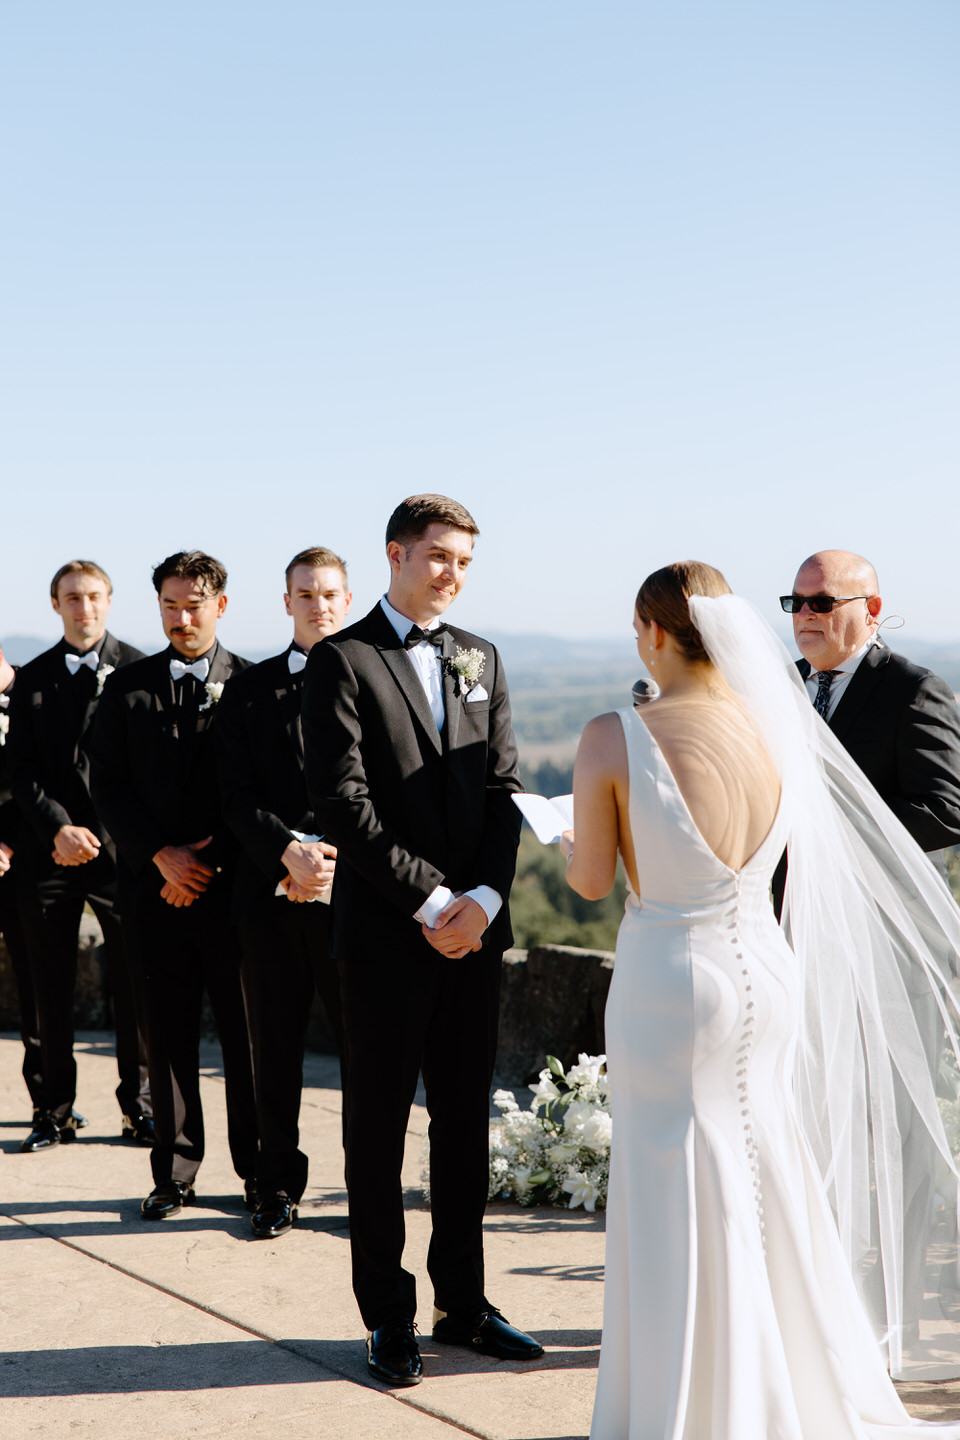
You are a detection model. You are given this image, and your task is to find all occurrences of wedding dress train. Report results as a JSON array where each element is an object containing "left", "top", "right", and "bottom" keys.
[{"left": 590, "top": 699, "right": 960, "bottom": 1440}]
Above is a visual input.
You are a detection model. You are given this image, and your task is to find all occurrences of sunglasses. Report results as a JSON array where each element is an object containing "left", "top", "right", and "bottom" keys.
[{"left": 779, "top": 594, "right": 871, "bottom": 615}]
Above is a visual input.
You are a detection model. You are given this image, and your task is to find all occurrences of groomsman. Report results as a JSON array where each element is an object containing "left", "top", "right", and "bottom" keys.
[
  {"left": 7, "top": 563, "right": 151, "bottom": 1152},
  {"left": 216, "top": 546, "right": 348, "bottom": 1238},
  {"left": 90, "top": 551, "right": 258, "bottom": 1220},
  {"left": 303, "top": 495, "right": 541, "bottom": 1386},
  {"left": 0, "top": 641, "right": 43, "bottom": 1119}
]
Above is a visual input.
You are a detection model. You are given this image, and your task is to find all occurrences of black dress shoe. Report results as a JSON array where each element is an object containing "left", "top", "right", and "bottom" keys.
[
  {"left": 250, "top": 1194, "right": 298, "bottom": 1239},
  {"left": 433, "top": 1307, "right": 543, "bottom": 1360},
  {"left": 141, "top": 1181, "right": 195, "bottom": 1220},
  {"left": 30, "top": 1107, "right": 88, "bottom": 1129},
  {"left": 21, "top": 1117, "right": 62, "bottom": 1152},
  {"left": 243, "top": 1180, "right": 260, "bottom": 1213},
  {"left": 20, "top": 1113, "right": 80, "bottom": 1153},
  {"left": 366, "top": 1320, "right": 423, "bottom": 1386},
  {"left": 122, "top": 1112, "right": 157, "bottom": 1145}
]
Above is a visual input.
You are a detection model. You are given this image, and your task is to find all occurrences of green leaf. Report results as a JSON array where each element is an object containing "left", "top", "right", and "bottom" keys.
[{"left": 547, "top": 1054, "right": 566, "bottom": 1080}]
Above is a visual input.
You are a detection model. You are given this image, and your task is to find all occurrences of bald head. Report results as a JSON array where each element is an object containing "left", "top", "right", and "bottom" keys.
[{"left": 790, "top": 549, "right": 882, "bottom": 671}]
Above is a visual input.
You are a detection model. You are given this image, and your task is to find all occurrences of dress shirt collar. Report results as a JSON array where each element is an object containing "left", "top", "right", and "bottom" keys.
[
  {"left": 379, "top": 595, "right": 445, "bottom": 646},
  {"left": 828, "top": 634, "right": 883, "bottom": 677}
]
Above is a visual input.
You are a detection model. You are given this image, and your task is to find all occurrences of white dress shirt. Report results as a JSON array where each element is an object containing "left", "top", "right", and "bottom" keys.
[
  {"left": 803, "top": 636, "right": 882, "bottom": 722},
  {"left": 379, "top": 596, "right": 501, "bottom": 931}
]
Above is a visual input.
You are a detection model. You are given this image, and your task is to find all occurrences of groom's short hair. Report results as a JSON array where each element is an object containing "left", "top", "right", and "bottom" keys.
[
  {"left": 152, "top": 550, "right": 228, "bottom": 597},
  {"left": 385, "top": 495, "right": 480, "bottom": 550},
  {"left": 284, "top": 546, "right": 348, "bottom": 592}
]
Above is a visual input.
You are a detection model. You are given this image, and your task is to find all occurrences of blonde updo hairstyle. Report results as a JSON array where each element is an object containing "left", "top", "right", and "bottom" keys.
[{"left": 635, "top": 561, "right": 732, "bottom": 664}]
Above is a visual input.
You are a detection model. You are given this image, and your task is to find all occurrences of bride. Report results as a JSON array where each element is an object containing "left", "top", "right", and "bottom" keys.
[{"left": 561, "top": 561, "right": 960, "bottom": 1439}]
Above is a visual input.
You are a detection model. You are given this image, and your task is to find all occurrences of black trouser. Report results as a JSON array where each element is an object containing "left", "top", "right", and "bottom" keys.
[
  {"left": 0, "top": 876, "right": 42, "bottom": 1111},
  {"left": 124, "top": 878, "right": 258, "bottom": 1188},
  {"left": 338, "top": 943, "right": 502, "bottom": 1329},
  {"left": 18, "top": 864, "right": 149, "bottom": 1125},
  {"left": 239, "top": 897, "right": 340, "bottom": 1202}
]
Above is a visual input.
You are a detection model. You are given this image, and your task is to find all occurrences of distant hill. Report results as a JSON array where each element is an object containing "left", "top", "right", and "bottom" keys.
[{"left": 5, "top": 630, "right": 958, "bottom": 750}]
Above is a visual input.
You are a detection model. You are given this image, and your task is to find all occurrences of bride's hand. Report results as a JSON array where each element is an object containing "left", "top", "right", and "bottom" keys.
[{"left": 559, "top": 829, "right": 575, "bottom": 861}]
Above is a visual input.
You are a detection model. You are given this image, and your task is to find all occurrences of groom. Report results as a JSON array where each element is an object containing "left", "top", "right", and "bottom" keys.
[{"left": 302, "top": 494, "right": 541, "bottom": 1386}]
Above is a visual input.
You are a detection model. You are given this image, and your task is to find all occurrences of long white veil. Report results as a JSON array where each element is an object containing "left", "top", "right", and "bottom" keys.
[{"left": 689, "top": 593, "right": 960, "bottom": 1380}]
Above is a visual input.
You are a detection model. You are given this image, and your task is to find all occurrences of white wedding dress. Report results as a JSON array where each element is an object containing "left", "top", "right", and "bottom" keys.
[{"left": 590, "top": 684, "right": 960, "bottom": 1439}]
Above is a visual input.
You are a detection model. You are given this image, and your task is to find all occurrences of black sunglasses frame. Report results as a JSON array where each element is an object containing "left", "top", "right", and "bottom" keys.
[{"left": 779, "top": 595, "right": 871, "bottom": 615}]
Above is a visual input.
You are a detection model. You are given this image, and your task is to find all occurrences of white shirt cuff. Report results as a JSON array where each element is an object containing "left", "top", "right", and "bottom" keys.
[
  {"left": 415, "top": 884, "right": 455, "bottom": 928},
  {"left": 464, "top": 885, "right": 501, "bottom": 927},
  {"left": 414, "top": 884, "right": 502, "bottom": 929}
]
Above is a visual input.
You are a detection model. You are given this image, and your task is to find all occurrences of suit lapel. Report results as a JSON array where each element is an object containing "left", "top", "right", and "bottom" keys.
[
  {"left": 827, "top": 645, "right": 888, "bottom": 746},
  {"left": 276, "top": 650, "right": 304, "bottom": 765},
  {"left": 368, "top": 608, "right": 443, "bottom": 757}
]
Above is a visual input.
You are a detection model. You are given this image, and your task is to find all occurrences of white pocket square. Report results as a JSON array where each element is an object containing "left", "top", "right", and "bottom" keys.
[{"left": 467, "top": 684, "right": 489, "bottom": 702}]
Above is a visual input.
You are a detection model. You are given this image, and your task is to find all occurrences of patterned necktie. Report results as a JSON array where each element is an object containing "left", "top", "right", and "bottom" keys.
[
  {"left": 403, "top": 623, "right": 447, "bottom": 651},
  {"left": 170, "top": 656, "right": 211, "bottom": 683},
  {"left": 813, "top": 669, "right": 838, "bottom": 719},
  {"left": 65, "top": 651, "right": 100, "bottom": 676},
  {"left": 288, "top": 648, "right": 308, "bottom": 675}
]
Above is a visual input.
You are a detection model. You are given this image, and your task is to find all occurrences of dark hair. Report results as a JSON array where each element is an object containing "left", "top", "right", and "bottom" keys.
[
  {"left": 635, "top": 561, "right": 732, "bottom": 663},
  {"left": 284, "top": 546, "right": 348, "bottom": 593},
  {"left": 152, "top": 550, "right": 228, "bottom": 597},
  {"left": 385, "top": 494, "right": 479, "bottom": 549},
  {"left": 50, "top": 560, "right": 113, "bottom": 602}
]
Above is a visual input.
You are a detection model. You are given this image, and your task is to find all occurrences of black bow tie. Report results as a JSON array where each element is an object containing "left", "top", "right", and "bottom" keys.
[{"left": 403, "top": 623, "right": 447, "bottom": 651}]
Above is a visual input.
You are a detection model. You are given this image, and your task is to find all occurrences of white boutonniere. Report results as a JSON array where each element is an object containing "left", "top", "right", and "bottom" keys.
[
  {"left": 198, "top": 680, "right": 225, "bottom": 712},
  {"left": 95, "top": 664, "right": 116, "bottom": 696},
  {"left": 0, "top": 713, "right": 8, "bottom": 746},
  {"left": 447, "top": 646, "right": 486, "bottom": 696}
]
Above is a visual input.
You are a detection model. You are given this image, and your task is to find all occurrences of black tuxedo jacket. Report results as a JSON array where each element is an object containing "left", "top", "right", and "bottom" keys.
[
  {"left": 799, "top": 643, "right": 960, "bottom": 852},
  {"left": 90, "top": 641, "right": 250, "bottom": 899},
  {"left": 215, "top": 645, "right": 319, "bottom": 922},
  {"left": 7, "top": 634, "right": 144, "bottom": 879},
  {"left": 302, "top": 604, "right": 522, "bottom": 962},
  {"left": 0, "top": 668, "right": 18, "bottom": 852}
]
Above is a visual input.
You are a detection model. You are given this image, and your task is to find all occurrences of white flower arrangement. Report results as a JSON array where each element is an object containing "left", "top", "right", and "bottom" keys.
[
  {"left": 423, "top": 1052, "right": 612, "bottom": 1213},
  {"left": 448, "top": 646, "right": 486, "bottom": 696},
  {"left": 95, "top": 663, "right": 116, "bottom": 696},
  {"left": 0, "top": 713, "right": 8, "bottom": 746},
  {"left": 198, "top": 680, "right": 225, "bottom": 712}
]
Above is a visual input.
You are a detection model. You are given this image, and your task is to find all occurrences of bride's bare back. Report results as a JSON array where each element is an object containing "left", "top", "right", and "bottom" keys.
[{"left": 637, "top": 690, "right": 781, "bottom": 874}]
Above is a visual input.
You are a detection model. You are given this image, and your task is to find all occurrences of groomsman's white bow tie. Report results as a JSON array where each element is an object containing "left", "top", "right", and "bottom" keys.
[
  {"left": 287, "top": 649, "right": 308, "bottom": 675},
  {"left": 170, "top": 656, "right": 211, "bottom": 682},
  {"left": 65, "top": 651, "right": 100, "bottom": 676}
]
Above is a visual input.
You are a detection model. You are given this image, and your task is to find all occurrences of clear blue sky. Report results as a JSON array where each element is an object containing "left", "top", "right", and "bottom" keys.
[{"left": 3, "top": 2, "right": 957, "bottom": 656}]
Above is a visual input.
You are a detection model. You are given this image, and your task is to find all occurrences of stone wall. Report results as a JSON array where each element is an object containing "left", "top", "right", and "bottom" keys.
[{"left": 0, "top": 926, "right": 613, "bottom": 1084}]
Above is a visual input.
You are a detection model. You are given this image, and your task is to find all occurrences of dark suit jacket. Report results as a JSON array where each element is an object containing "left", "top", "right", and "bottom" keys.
[
  {"left": 215, "top": 645, "right": 320, "bottom": 922},
  {"left": 799, "top": 644, "right": 960, "bottom": 852},
  {"left": 302, "top": 604, "right": 522, "bottom": 962},
  {"left": 0, "top": 669, "right": 18, "bottom": 853},
  {"left": 89, "top": 641, "right": 249, "bottom": 901},
  {"left": 7, "top": 635, "right": 144, "bottom": 880}
]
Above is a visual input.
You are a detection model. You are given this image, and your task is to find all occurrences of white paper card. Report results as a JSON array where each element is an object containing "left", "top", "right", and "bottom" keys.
[{"left": 512, "top": 793, "right": 574, "bottom": 845}]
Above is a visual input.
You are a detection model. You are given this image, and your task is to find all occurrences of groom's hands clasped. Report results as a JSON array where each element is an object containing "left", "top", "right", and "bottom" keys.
[{"left": 422, "top": 894, "right": 487, "bottom": 958}]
